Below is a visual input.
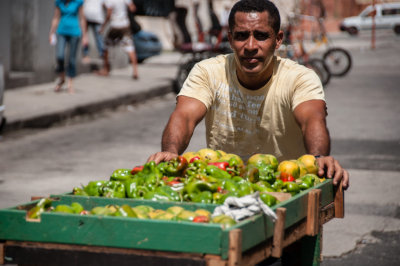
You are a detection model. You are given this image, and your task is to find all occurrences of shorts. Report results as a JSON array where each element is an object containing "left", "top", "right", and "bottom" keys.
[{"left": 104, "top": 27, "right": 135, "bottom": 52}]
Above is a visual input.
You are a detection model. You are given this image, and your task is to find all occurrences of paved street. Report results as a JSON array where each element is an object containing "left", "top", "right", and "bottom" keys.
[{"left": 0, "top": 29, "right": 399, "bottom": 265}]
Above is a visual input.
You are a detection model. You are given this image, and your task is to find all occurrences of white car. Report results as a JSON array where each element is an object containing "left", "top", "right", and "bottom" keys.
[{"left": 340, "top": 2, "right": 400, "bottom": 35}]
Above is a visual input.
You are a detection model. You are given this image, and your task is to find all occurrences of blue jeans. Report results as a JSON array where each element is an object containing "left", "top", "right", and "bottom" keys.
[
  {"left": 82, "top": 21, "right": 104, "bottom": 57},
  {"left": 56, "top": 34, "right": 81, "bottom": 78}
]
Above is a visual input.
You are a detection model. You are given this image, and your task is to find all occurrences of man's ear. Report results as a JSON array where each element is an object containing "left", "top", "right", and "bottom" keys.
[{"left": 275, "top": 30, "right": 284, "bottom": 50}]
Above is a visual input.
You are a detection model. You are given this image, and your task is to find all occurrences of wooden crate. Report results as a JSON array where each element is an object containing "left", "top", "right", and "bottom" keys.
[{"left": 0, "top": 179, "right": 344, "bottom": 265}]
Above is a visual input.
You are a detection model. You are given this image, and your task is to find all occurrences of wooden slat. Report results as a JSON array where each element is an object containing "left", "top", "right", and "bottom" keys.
[
  {"left": 205, "top": 254, "right": 227, "bottom": 266},
  {"left": 271, "top": 208, "right": 286, "bottom": 258},
  {"left": 228, "top": 229, "right": 242, "bottom": 266},
  {"left": 0, "top": 242, "right": 4, "bottom": 265},
  {"left": 334, "top": 181, "right": 344, "bottom": 218},
  {"left": 306, "top": 189, "right": 321, "bottom": 236}
]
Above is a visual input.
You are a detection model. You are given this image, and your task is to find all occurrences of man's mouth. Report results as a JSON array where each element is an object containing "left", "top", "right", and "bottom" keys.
[{"left": 242, "top": 57, "right": 259, "bottom": 64}]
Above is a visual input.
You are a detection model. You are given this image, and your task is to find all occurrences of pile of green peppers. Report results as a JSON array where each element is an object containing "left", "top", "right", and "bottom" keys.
[{"left": 72, "top": 156, "right": 320, "bottom": 206}]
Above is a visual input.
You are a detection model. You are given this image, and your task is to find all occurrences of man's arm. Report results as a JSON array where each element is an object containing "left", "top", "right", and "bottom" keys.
[
  {"left": 294, "top": 99, "right": 349, "bottom": 189},
  {"left": 147, "top": 96, "right": 207, "bottom": 163},
  {"left": 127, "top": 1, "right": 136, "bottom": 13},
  {"left": 100, "top": 6, "right": 112, "bottom": 33},
  {"left": 78, "top": 6, "right": 88, "bottom": 46},
  {"left": 49, "top": 8, "right": 61, "bottom": 43}
]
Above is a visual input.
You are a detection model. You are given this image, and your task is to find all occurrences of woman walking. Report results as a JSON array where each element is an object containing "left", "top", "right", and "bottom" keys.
[{"left": 49, "top": 0, "right": 88, "bottom": 93}]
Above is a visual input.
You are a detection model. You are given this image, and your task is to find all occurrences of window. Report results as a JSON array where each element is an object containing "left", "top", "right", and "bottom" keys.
[{"left": 382, "top": 8, "right": 400, "bottom": 16}]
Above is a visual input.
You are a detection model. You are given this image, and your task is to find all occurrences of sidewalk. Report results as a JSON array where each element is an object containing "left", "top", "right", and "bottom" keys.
[{"left": 2, "top": 52, "right": 182, "bottom": 134}]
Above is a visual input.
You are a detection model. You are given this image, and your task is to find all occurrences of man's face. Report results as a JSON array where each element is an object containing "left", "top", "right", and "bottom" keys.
[{"left": 229, "top": 11, "right": 283, "bottom": 79}]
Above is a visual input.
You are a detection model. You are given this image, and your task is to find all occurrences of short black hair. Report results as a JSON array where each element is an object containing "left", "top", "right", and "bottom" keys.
[{"left": 228, "top": 0, "right": 281, "bottom": 34}]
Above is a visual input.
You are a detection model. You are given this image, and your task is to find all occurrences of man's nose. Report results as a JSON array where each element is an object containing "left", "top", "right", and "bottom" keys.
[{"left": 244, "top": 34, "right": 257, "bottom": 52}]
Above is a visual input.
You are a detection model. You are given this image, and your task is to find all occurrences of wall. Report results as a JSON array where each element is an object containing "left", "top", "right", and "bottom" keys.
[{"left": 0, "top": 0, "right": 128, "bottom": 90}]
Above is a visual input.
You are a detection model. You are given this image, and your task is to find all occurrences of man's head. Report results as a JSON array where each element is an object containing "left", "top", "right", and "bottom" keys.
[
  {"left": 227, "top": 0, "right": 283, "bottom": 89},
  {"left": 228, "top": 0, "right": 281, "bottom": 34}
]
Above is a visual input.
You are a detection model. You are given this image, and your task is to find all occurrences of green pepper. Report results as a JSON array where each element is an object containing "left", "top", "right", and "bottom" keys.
[
  {"left": 70, "top": 202, "right": 84, "bottom": 214},
  {"left": 110, "top": 168, "right": 134, "bottom": 182},
  {"left": 206, "top": 165, "right": 231, "bottom": 180},
  {"left": 283, "top": 182, "right": 301, "bottom": 195},
  {"left": 84, "top": 181, "right": 106, "bottom": 196},
  {"left": 238, "top": 181, "right": 254, "bottom": 197},
  {"left": 185, "top": 180, "right": 217, "bottom": 195},
  {"left": 222, "top": 179, "right": 239, "bottom": 192},
  {"left": 115, "top": 204, "right": 137, "bottom": 217},
  {"left": 72, "top": 187, "right": 89, "bottom": 196},
  {"left": 144, "top": 186, "right": 180, "bottom": 202},
  {"left": 27, "top": 198, "right": 52, "bottom": 219},
  {"left": 163, "top": 156, "right": 188, "bottom": 176},
  {"left": 257, "top": 164, "right": 276, "bottom": 184},
  {"left": 134, "top": 161, "right": 162, "bottom": 189},
  {"left": 125, "top": 178, "right": 149, "bottom": 198},
  {"left": 101, "top": 181, "right": 126, "bottom": 198},
  {"left": 90, "top": 206, "right": 116, "bottom": 216},
  {"left": 190, "top": 191, "right": 213, "bottom": 203},
  {"left": 214, "top": 191, "right": 239, "bottom": 204},
  {"left": 271, "top": 179, "right": 284, "bottom": 191},
  {"left": 259, "top": 193, "right": 278, "bottom": 207},
  {"left": 53, "top": 204, "right": 75, "bottom": 214},
  {"left": 184, "top": 160, "right": 207, "bottom": 177},
  {"left": 244, "top": 165, "right": 259, "bottom": 183}
]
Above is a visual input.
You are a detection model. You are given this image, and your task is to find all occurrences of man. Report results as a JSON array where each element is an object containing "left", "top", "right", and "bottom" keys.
[
  {"left": 99, "top": 0, "right": 139, "bottom": 79},
  {"left": 82, "top": 0, "right": 106, "bottom": 64},
  {"left": 148, "top": 0, "right": 349, "bottom": 189}
]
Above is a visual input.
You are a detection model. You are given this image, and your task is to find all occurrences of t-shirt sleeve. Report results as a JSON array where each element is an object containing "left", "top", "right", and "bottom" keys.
[
  {"left": 291, "top": 67, "right": 325, "bottom": 111},
  {"left": 178, "top": 62, "right": 214, "bottom": 109}
]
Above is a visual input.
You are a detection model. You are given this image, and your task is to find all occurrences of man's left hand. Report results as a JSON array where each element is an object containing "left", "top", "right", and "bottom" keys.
[{"left": 316, "top": 156, "right": 349, "bottom": 189}]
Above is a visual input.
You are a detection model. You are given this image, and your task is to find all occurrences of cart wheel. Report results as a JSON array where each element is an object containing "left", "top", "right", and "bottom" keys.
[
  {"left": 323, "top": 48, "right": 352, "bottom": 77},
  {"left": 306, "top": 59, "right": 331, "bottom": 87}
]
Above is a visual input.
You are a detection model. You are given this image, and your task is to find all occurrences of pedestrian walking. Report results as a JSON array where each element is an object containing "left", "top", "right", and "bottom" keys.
[
  {"left": 82, "top": 0, "right": 106, "bottom": 64},
  {"left": 49, "top": 0, "right": 88, "bottom": 94},
  {"left": 99, "top": 0, "right": 139, "bottom": 79}
]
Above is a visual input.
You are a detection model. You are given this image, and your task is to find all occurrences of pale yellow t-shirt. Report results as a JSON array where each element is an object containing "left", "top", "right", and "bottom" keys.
[{"left": 178, "top": 54, "right": 325, "bottom": 161}]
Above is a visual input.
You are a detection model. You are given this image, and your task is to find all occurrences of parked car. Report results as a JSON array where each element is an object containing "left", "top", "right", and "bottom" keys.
[
  {"left": 340, "top": 2, "right": 400, "bottom": 35},
  {"left": 133, "top": 30, "right": 162, "bottom": 63}
]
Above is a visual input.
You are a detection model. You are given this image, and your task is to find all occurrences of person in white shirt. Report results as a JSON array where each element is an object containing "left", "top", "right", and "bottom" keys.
[
  {"left": 82, "top": 0, "right": 106, "bottom": 63},
  {"left": 99, "top": 0, "right": 139, "bottom": 79}
]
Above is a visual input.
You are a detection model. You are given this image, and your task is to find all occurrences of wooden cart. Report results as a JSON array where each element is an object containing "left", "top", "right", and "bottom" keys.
[{"left": 0, "top": 179, "right": 344, "bottom": 266}]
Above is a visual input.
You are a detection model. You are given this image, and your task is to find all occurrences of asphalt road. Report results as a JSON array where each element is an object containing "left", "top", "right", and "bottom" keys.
[{"left": 0, "top": 29, "right": 399, "bottom": 265}]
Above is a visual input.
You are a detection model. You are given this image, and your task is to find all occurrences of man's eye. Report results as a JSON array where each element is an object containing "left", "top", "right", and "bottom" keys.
[
  {"left": 254, "top": 31, "right": 269, "bottom": 41},
  {"left": 233, "top": 32, "right": 249, "bottom": 41}
]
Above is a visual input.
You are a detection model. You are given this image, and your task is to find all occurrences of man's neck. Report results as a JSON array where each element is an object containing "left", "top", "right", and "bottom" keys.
[{"left": 236, "top": 57, "right": 275, "bottom": 90}]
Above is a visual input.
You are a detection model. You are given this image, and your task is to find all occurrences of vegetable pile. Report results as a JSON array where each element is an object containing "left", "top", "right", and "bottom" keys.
[
  {"left": 73, "top": 149, "right": 324, "bottom": 207},
  {"left": 27, "top": 198, "right": 236, "bottom": 228}
]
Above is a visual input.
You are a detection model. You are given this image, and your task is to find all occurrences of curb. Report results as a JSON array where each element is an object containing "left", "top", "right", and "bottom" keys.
[{"left": 2, "top": 84, "right": 173, "bottom": 134}]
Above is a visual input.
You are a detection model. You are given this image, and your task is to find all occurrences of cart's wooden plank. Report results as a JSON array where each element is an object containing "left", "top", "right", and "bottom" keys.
[
  {"left": 306, "top": 189, "right": 321, "bottom": 236},
  {"left": 271, "top": 207, "right": 286, "bottom": 258},
  {"left": 334, "top": 182, "right": 344, "bottom": 218},
  {"left": 0, "top": 210, "right": 223, "bottom": 254},
  {"left": 228, "top": 229, "right": 242, "bottom": 266}
]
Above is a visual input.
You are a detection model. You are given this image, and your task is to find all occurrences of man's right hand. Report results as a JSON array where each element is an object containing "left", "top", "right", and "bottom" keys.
[{"left": 147, "top": 151, "right": 178, "bottom": 164}]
